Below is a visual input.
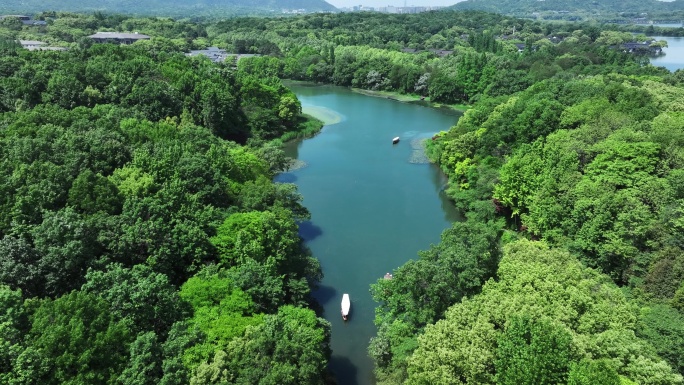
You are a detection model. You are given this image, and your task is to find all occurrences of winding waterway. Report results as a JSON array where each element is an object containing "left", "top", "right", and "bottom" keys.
[{"left": 276, "top": 83, "right": 461, "bottom": 385}]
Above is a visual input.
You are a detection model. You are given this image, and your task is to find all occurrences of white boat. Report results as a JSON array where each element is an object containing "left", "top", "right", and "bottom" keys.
[
  {"left": 341, "top": 293, "right": 350, "bottom": 321},
  {"left": 392, "top": 136, "right": 400, "bottom": 144}
]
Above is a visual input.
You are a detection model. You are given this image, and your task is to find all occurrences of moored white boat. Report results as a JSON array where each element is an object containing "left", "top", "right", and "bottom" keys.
[
  {"left": 392, "top": 136, "right": 400, "bottom": 144},
  {"left": 341, "top": 293, "right": 350, "bottom": 321}
]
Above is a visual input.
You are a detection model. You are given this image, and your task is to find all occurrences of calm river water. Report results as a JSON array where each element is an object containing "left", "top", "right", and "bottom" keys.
[
  {"left": 650, "top": 35, "right": 684, "bottom": 71},
  {"left": 276, "top": 84, "right": 461, "bottom": 385}
]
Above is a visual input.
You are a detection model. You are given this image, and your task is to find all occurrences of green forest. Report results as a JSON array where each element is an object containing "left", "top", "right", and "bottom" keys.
[
  {"left": 1, "top": 8, "right": 684, "bottom": 385},
  {"left": 0, "top": 0, "right": 336, "bottom": 17},
  {"left": 451, "top": 0, "right": 684, "bottom": 22},
  {"left": 0, "top": 18, "right": 330, "bottom": 384}
]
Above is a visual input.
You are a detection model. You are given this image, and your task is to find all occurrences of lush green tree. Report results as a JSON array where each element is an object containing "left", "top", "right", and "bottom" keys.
[
  {"left": 567, "top": 359, "right": 621, "bottom": 385},
  {"left": 109, "top": 165, "right": 157, "bottom": 199},
  {"left": 68, "top": 169, "right": 123, "bottom": 215},
  {"left": 368, "top": 319, "right": 419, "bottom": 385},
  {"left": 277, "top": 94, "right": 302, "bottom": 128},
  {"left": 82, "top": 264, "right": 188, "bottom": 336},
  {"left": 237, "top": 176, "right": 310, "bottom": 220},
  {"left": 243, "top": 104, "right": 284, "bottom": 141},
  {"left": 370, "top": 219, "right": 501, "bottom": 383},
  {"left": 107, "top": 183, "right": 218, "bottom": 284},
  {"left": 210, "top": 208, "right": 320, "bottom": 305},
  {"left": 406, "top": 240, "right": 682, "bottom": 385},
  {"left": 124, "top": 78, "right": 183, "bottom": 121},
  {"left": 0, "top": 285, "right": 26, "bottom": 384},
  {"left": 372, "top": 219, "right": 501, "bottom": 329},
  {"left": 118, "top": 332, "right": 163, "bottom": 385},
  {"left": 222, "top": 260, "right": 288, "bottom": 313},
  {"left": 211, "top": 209, "right": 300, "bottom": 266},
  {"left": 0, "top": 17, "right": 23, "bottom": 31},
  {"left": 0, "top": 236, "right": 42, "bottom": 297},
  {"left": 197, "top": 79, "right": 247, "bottom": 141},
  {"left": 13, "top": 291, "right": 133, "bottom": 385},
  {"left": 644, "top": 247, "right": 684, "bottom": 300},
  {"left": 428, "top": 70, "right": 463, "bottom": 103},
  {"left": 31, "top": 207, "right": 102, "bottom": 297},
  {"left": 190, "top": 305, "right": 330, "bottom": 385},
  {"left": 178, "top": 273, "right": 264, "bottom": 368},
  {"left": 495, "top": 316, "right": 573, "bottom": 385},
  {"left": 637, "top": 304, "right": 684, "bottom": 375},
  {"left": 42, "top": 71, "right": 85, "bottom": 109},
  {"left": 159, "top": 321, "right": 203, "bottom": 385}
]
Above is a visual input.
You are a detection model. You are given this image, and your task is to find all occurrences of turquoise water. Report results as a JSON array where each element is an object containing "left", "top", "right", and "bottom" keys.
[
  {"left": 277, "top": 84, "right": 461, "bottom": 385},
  {"left": 650, "top": 35, "right": 684, "bottom": 71}
]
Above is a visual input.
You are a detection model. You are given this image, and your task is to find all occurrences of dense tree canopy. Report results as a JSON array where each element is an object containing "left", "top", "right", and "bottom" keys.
[
  {"left": 0, "top": 0, "right": 336, "bottom": 17},
  {"left": 0, "top": 28, "right": 327, "bottom": 384},
  {"left": 407, "top": 241, "right": 682, "bottom": 385},
  {"left": 190, "top": 305, "right": 331, "bottom": 385},
  {"left": 1, "top": 8, "right": 684, "bottom": 385}
]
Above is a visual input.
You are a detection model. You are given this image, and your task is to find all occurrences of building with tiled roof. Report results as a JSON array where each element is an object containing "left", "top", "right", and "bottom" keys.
[{"left": 88, "top": 32, "right": 150, "bottom": 45}]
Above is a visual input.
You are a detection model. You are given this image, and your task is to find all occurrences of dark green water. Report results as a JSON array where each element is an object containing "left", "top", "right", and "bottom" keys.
[{"left": 276, "top": 84, "right": 461, "bottom": 385}]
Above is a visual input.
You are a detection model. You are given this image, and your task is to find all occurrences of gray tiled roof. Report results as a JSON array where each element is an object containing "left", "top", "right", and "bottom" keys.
[
  {"left": 19, "top": 40, "right": 46, "bottom": 46},
  {"left": 187, "top": 47, "right": 228, "bottom": 62},
  {"left": 88, "top": 32, "right": 150, "bottom": 40},
  {"left": 186, "top": 48, "right": 260, "bottom": 64},
  {"left": 27, "top": 46, "right": 68, "bottom": 51},
  {"left": 22, "top": 20, "right": 47, "bottom": 26}
]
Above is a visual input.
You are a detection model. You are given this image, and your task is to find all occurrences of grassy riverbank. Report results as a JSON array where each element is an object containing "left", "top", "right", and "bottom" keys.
[
  {"left": 351, "top": 88, "right": 469, "bottom": 113},
  {"left": 272, "top": 113, "right": 325, "bottom": 145},
  {"left": 283, "top": 80, "right": 469, "bottom": 114}
]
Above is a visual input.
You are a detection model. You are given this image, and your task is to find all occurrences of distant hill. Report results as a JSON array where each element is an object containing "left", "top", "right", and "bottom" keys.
[
  {"left": 451, "top": 0, "right": 684, "bottom": 17},
  {"left": 0, "top": 0, "right": 338, "bottom": 17}
]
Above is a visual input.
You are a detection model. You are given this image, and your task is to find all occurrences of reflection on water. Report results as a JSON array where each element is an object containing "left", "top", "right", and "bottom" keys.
[
  {"left": 651, "top": 24, "right": 683, "bottom": 28},
  {"left": 275, "top": 172, "right": 297, "bottom": 183},
  {"left": 297, "top": 221, "right": 324, "bottom": 242},
  {"left": 649, "top": 35, "right": 684, "bottom": 72}
]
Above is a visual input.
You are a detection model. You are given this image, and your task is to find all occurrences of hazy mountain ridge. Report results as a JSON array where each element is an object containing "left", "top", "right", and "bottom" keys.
[
  {"left": 452, "top": 0, "right": 684, "bottom": 16},
  {"left": 0, "top": 0, "right": 338, "bottom": 16}
]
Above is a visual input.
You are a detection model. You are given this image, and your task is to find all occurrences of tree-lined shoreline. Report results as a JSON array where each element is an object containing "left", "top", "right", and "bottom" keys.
[{"left": 0, "top": 8, "right": 683, "bottom": 385}]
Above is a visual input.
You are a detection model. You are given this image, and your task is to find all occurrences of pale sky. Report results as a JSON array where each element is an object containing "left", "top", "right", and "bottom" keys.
[{"left": 325, "top": 0, "right": 459, "bottom": 8}]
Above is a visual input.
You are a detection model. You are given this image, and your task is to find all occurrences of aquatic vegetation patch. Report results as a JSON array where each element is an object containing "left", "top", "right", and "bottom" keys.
[
  {"left": 285, "top": 159, "right": 308, "bottom": 171},
  {"left": 409, "top": 138, "right": 430, "bottom": 164},
  {"left": 302, "top": 106, "right": 343, "bottom": 125}
]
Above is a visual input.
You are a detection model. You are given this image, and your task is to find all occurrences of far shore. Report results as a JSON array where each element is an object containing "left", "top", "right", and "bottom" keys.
[
  {"left": 282, "top": 80, "right": 468, "bottom": 114},
  {"left": 350, "top": 88, "right": 469, "bottom": 113}
]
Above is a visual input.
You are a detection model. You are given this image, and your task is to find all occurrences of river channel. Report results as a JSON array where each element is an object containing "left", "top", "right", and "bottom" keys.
[{"left": 276, "top": 83, "right": 461, "bottom": 385}]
